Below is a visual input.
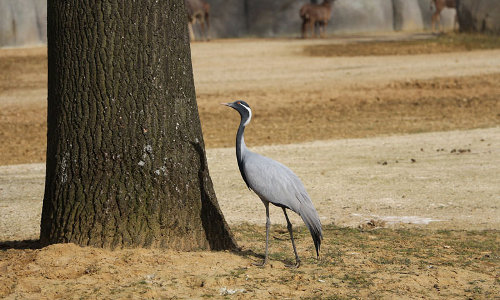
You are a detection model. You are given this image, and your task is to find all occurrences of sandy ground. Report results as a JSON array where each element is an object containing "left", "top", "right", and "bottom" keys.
[
  {"left": 211, "top": 127, "right": 500, "bottom": 231},
  {"left": 2, "top": 35, "right": 500, "bottom": 164},
  {"left": 191, "top": 37, "right": 500, "bottom": 95},
  {"left": 1, "top": 34, "right": 500, "bottom": 299},
  {"left": 1, "top": 127, "right": 499, "bottom": 242},
  {"left": 1, "top": 229, "right": 498, "bottom": 299}
]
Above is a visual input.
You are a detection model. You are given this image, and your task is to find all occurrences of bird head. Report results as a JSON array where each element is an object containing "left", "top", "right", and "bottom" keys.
[{"left": 222, "top": 100, "right": 252, "bottom": 126}]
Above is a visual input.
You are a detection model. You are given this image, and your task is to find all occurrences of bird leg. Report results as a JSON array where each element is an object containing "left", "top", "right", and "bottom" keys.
[
  {"left": 283, "top": 208, "right": 301, "bottom": 268},
  {"left": 253, "top": 202, "right": 270, "bottom": 267}
]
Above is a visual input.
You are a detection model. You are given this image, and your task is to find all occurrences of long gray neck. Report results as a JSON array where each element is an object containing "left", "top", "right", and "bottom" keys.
[{"left": 236, "top": 122, "right": 250, "bottom": 188}]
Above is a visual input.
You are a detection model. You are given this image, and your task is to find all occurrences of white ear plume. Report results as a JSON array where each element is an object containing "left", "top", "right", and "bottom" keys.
[{"left": 240, "top": 103, "right": 252, "bottom": 126}]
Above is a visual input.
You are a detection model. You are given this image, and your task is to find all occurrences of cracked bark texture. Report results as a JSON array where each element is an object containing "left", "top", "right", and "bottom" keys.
[{"left": 40, "top": 0, "right": 237, "bottom": 250}]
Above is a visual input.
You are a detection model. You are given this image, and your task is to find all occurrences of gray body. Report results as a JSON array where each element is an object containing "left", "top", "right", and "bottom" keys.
[{"left": 224, "top": 100, "right": 322, "bottom": 267}]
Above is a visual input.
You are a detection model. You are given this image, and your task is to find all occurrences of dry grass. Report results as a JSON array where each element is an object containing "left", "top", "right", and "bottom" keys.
[
  {"left": 304, "top": 33, "right": 500, "bottom": 57},
  {"left": 200, "top": 74, "right": 500, "bottom": 149},
  {"left": 1, "top": 224, "right": 499, "bottom": 299},
  {"left": 1, "top": 40, "right": 500, "bottom": 165},
  {"left": 0, "top": 47, "right": 46, "bottom": 94}
]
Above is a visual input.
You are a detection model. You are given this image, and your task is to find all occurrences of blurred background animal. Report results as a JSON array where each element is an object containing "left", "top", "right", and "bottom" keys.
[
  {"left": 430, "top": 0, "right": 458, "bottom": 32},
  {"left": 300, "top": 0, "right": 336, "bottom": 38},
  {"left": 185, "top": 0, "right": 210, "bottom": 41}
]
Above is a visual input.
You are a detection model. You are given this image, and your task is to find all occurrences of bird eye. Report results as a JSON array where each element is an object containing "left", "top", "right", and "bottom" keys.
[{"left": 236, "top": 101, "right": 241, "bottom": 105}]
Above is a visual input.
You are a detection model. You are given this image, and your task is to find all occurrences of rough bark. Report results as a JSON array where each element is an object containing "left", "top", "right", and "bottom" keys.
[{"left": 40, "top": 0, "right": 237, "bottom": 250}]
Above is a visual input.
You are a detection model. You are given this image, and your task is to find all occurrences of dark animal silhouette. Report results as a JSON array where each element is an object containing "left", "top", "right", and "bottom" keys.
[
  {"left": 430, "top": 0, "right": 458, "bottom": 32},
  {"left": 185, "top": 0, "right": 210, "bottom": 41},
  {"left": 300, "top": 0, "right": 335, "bottom": 38}
]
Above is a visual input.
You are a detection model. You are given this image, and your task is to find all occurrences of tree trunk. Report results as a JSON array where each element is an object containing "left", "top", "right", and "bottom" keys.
[{"left": 40, "top": 0, "right": 237, "bottom": 250}]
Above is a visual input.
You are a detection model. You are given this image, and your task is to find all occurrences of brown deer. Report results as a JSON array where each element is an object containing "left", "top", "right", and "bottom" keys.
[
  {"left": 430, "top": 0, "right": 458, "bottom": 33},
  {"left": 185, "top": 0, "right": 210, "bottom": 41},
  {"left": 300, "top": 0, "right": 336, "bottom": 38}
]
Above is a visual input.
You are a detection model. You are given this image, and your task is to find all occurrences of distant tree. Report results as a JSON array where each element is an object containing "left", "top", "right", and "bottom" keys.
[{"left": 40, "top": 0, "right": 237, "bottom": 250}]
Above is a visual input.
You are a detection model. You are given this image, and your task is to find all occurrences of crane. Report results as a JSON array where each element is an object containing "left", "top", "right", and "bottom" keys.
[{"left": 222, "top": 100, "right": 322, "bottom": 267}]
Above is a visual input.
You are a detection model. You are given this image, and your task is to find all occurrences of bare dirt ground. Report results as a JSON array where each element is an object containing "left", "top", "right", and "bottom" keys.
[
  {"left": 1, "top": 34, "right": 500, "bottom": 299},
  {"left": 3, "top": 127, "right": 498, "bottom": 240},
  {"left": 2, "top": 35, "right": 500, "bottom": 164}
]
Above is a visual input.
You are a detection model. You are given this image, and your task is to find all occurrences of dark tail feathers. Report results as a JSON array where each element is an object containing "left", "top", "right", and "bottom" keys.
[{"left": 300, "top": 206, "right": 323, "bottom": 258}]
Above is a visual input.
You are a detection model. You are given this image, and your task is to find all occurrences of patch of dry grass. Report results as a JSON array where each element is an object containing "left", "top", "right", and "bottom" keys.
[
  {"left": 1, "top": 224, "right": 499, "bottom": 299},
  {"left": 303, "top": 33, "right": 500, "bottom": 57},
  {"left": 235, "top": 224, "right": 500, "bottom": 298},
  {"left": 2, "top": 40, "right": 500, "bottom": 165}
]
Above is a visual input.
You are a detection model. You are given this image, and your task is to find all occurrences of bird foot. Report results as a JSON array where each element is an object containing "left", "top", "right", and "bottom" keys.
[
  {"left": 252, "top": 260, "right": 268, "bottom": 267},
  {"left": 285, "top": 260, "right": 301, "bottom": 268}
]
